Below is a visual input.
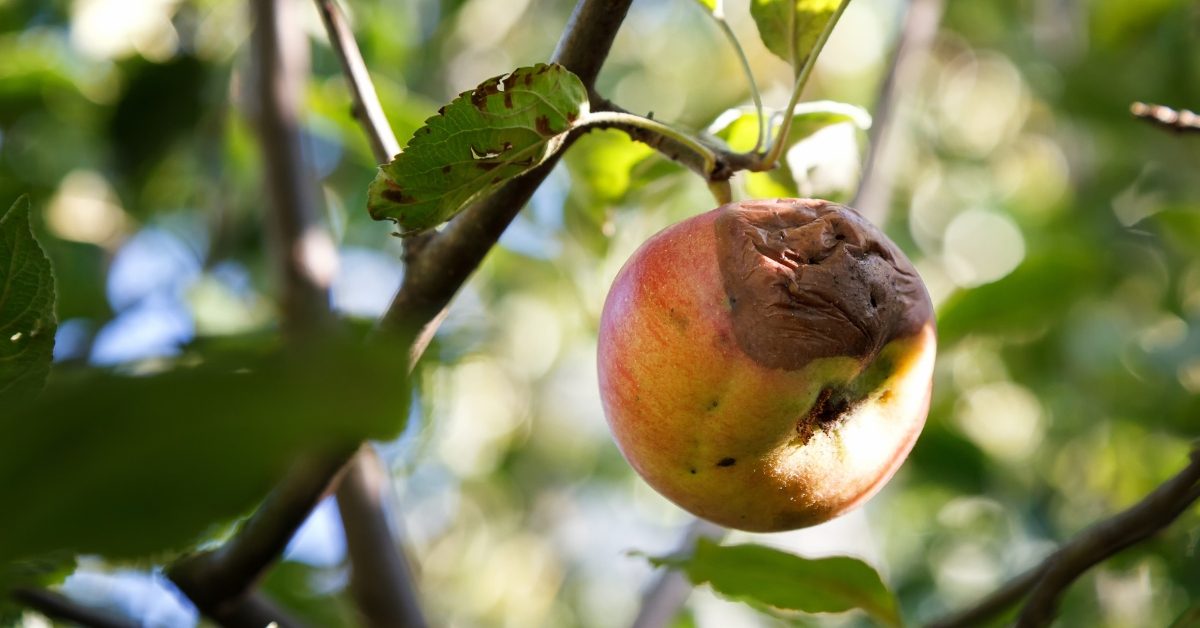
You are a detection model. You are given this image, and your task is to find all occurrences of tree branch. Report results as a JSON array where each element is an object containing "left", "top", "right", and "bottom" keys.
[
  {"left": 12, "top": 588, "right": 138, "bottom": 628},
  {"left": 164, "top": 2, "right": 635, "bottom": 625},
  {"left": 1130, "top": 102, "right": 1200, "bottom": 134},
  {"left": 314, "top": 0, "right": 401, "bottom": 163},
  {"left": 169, "top": 3, "right": 338, "bottom": 621},
  {"left": 378, "top": 0, "right": 635, "bottom": 355},
  {"left": 929, "top": 448, "right": 1200, "bottom": 628},
  {"left": 852, "top": 0, "right": 945, "bottom": 224},
  {"left": 337, "top": 446, "right": 427, "bottom": 628}
]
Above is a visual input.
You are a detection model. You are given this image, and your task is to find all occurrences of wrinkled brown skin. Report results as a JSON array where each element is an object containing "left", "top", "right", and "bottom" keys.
[{"left": 598, "top": 199, "right": 937, "bottom": 532}]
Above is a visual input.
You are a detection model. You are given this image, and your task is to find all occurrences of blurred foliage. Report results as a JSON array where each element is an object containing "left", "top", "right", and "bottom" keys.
[{"left": 0, "top": 0, "right": 1197, "bottom": 626}]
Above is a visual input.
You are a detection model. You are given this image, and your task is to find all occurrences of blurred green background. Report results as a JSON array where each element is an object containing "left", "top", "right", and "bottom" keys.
[{"left": 2, "top": 0, "right": 1199, "bottom": 626}]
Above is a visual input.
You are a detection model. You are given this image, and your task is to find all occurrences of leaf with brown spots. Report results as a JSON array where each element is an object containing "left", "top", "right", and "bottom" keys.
[{"left": 367, "top": 64, "right": 589, "bottom": 233}]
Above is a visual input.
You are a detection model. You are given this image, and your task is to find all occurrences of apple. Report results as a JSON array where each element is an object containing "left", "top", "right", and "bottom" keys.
[{"left": 597, "top": 198, "right": 936, "bottom": 532}]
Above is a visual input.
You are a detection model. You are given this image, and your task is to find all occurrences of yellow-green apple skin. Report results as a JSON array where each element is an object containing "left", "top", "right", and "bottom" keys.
[{"left": 597, "top": 198, "right": 936, "bottom": 532}]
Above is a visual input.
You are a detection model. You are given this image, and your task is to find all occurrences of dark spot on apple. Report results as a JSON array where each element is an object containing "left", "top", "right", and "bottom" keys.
[
  {"left": 442, "top": 165, "right": 452, "bottom": 174},
  {"left": 709, "top": 399, "right": 720, "bottom": 410},
  {"left": 813, "top": 388, "right": 850, "bottom": 425},
  {"left": 717, "top": 457, "right": 736, "bottom": 467},
  {"left": 795, "top": 388, "right": 856, "bottom": 445},
  {"left": 690, "top": 468, "right": 697, "bottom": 474}
]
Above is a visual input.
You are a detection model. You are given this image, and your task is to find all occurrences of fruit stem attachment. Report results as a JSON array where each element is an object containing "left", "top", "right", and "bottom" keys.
[
  {"left": 578, "top": 110, "right": 719, "bottom": 179},
  {"left": 760, "top": 0, "right": 851, "bottom": 169}
]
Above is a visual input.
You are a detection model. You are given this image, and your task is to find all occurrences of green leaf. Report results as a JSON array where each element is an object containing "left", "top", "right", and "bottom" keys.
[
  {"left": 750, "top": 0, "right": 848, "bottom": 76},
  {"left": 651, "top": 539, "right": 902, "bottom": 627},
  {"left": 0, "top": 342, "right": 408, "bottom": 563},
  {"left": 0, "top": 197, "right": 56, "bottom": 405},
  {"left": 368, "top": 63, "right": 589, "bottom": 233},
  {"left": 693, "top": 0, "right": 719, "bottom": 13}
]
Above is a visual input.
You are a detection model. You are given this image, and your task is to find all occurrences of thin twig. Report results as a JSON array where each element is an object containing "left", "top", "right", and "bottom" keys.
[
  {"left": 1130, "top": 102, "right": 1200, "bottom": 134},
  {"left": 314, "top": 0, "right": 401, "bottom": 163},
  {"left": 337, "top": 447, "right": 428, "bottom": 628},
  {"left": 629, "top": 519, "right": 727, "bottom": 628},
  {"left": 249, "top": 0, "right": 336, "bottom": 339},
  {"left": 929, "top": 449, "right": 1200, "bottom": 628},
  {"left": 12, "top": 588, "right": 139, "bottom": 628},
  {"left": 852, "top": 0, "right": 945, "bottom": 224}
]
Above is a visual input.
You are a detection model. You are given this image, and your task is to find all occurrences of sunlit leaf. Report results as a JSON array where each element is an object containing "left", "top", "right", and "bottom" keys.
[
  {"left": 693, "top": 0, "right": 719, "bottom": 13},
  {"left": 649, "top": 539, "right": 902, "bottom": 627},
  {"left": 0, "top": 197, "right": 56, "bottom": 405},
  {"left": 750, "top": 0, "right": 849, "bottom": 76},
  {"left": 368, "top": 63, "right": 589, "bottom": 233},
  {"left": 0, "top": 342, "right": 408, "bottom": 563}
]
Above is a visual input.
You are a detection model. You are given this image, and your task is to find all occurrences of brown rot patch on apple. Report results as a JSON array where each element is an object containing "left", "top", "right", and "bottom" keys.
[
  {"left": 796, "top": 387, "right": 856, "bottom": 445},
  {"left": 714, "top": 199, "right": 932, "bottom": 371}
]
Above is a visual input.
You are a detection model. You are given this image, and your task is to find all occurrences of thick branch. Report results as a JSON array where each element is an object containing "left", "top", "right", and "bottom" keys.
[
  {"left": 337, "top": 446, "right": 428, "bottom": 628},
  {"left": 12, "top": 588, "right": 138, "bottom": 628},
  {"left": 1130, "top": 102, "right": 1200, "bottom": 134},
  {"left": 250, "top": 0, "right": 336, "bottom": 339},
  {"left": 929, "top": 449, "right": 1200, "bottom": 628},
  {"left": 314, "top": 0, "right": 401, "bottom": 163},
  {"left": 168, "top": 1, "right": 337, "bottom": 624}
]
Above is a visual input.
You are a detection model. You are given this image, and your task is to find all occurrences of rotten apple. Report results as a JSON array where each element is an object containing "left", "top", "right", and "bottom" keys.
[{"left": 597, "top": 198, "right": 936, "bottom": 532}]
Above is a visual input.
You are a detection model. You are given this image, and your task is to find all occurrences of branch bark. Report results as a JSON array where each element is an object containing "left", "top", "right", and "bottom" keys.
[
  {"left": 928, "top": 448, "right": 1200, "bottom": 628},
  {"left": 337, "top": 447, "right": 427, "bottom": 628}
]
